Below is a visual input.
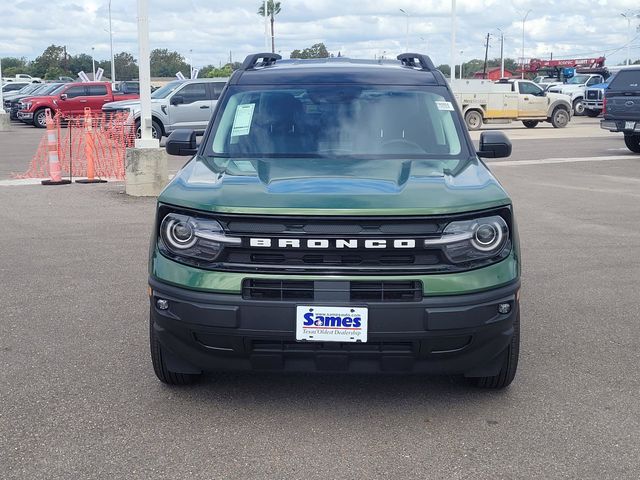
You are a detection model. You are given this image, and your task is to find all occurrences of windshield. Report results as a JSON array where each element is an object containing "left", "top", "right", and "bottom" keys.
[
  {"left": 151, "top": 80, "right": 183, "bottom": 99},
  {"left": 567, "top": 75, "right": 590, "bottom": 84},
  {"left": 40, "top": 83, "right": 63, "bottom": 95},
  {"left": 207, "top": 85, "right": 465, "bottom": 173}
]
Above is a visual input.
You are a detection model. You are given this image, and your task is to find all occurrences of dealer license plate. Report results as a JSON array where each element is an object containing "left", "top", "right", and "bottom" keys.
[
  {"left": 625, "top": 121, "right": 636, "bottom": 130},
  {"left": 296, "top": 306, "right": 368, "bottom": 343}
]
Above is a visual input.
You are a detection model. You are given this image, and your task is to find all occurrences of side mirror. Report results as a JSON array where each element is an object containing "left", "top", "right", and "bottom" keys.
[
  {"left": 166, "top": 129, "right": 197, "bottom": 156},
  {"left": 170, "top": 95, "right": 184, "bottom": 106},
  {"left": 59, "top": 93, "right": 67, "bottom": 100},
  {"left": 478, "top": 131, "right": 512, "bottom": 159}
]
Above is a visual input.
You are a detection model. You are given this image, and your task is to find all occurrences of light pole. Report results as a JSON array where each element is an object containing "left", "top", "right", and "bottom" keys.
[
  {"left": 0, "top": 57, "right": 5, "bottom": 114},
  {"left": 399, "top": 9, "right": 409, "bottom": 52},
  {"left": 91, "top": 47, "right": 96, "bottom": 79},
  {"left": 450, "top": 0, "right": 457, "bottom": 81},
  {"left": 189, "top": 48, "right": 193, "bottom": 78},
  {"left": 135, "top": 0, "right": 157, "bottom": 148},
  {"left": 108, "top": 0, "right": 115, "bottom": 83},
  {"left": 521, "top": 9, "right": 532, "bottom": 79},
  {"left": 459, "top": 50, "right": 464, "bottom": 80},
  {"left": 620, "top": 13, "right": 640, "bottom": 65},
  {"left": 419, "top": 36, "right": 428, "bottom": 54}
]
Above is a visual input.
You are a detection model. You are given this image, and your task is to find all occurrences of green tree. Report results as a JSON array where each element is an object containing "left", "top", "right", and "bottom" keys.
[
  {"left": 1, "top": 57, "right": 29, "bottom": 77},
  {"left": 68, "top": 53, "right": 93, "bottom": 76},
  {"left": 290, "top": 43, "right": 329, "bottom": 59},
  {"left": 437, "top": 64, "right": 451, "bottom": 77},
  {"left": 257, "top": 0, "right": 282, "bottom": 54},
  {"left": 113, "top": 52, "right": 138, "bottom": 80},
  {"left": 31, "top": 45, "right": 69, "bottom": 78},
  {"left": 150, "top": 48, "right": 189, "bottom": 77},
  {"left": 202, "top": 62, "right": 241, "bottom": 78}
]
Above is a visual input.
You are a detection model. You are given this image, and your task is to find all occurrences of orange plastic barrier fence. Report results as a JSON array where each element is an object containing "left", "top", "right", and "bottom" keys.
[{"left": 16, "top": 108, "right": 136, "bottom": 181}]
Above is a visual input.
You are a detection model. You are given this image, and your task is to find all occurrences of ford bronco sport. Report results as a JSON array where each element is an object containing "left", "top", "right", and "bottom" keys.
[{"left": 149, "top": 53, "right": 521, "bottom": 389}]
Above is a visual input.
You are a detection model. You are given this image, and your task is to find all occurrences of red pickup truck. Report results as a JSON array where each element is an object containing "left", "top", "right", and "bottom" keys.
[{"left": 17, "top": 82, "right": 139, "bottom": 128}]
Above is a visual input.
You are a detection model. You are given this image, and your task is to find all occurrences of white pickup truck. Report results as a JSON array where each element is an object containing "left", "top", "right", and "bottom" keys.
[
  {"left": 546, "top": 74, "right": 605, "bottom": 115},
  {"left": 451, "top": 79, "right": 573, "bottom": 130},
  {"left": 2, "top": 74, "right": 42, "bottom": 83}
]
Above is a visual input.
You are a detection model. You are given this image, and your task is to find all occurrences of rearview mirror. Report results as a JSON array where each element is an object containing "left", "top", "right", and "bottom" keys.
[
  {"left": 59, "top": 93, "right": 67, "bottom": 100},
  {"left": 477, "top": 131, "right": 512, "bottom": 159},
  {"left": 166, "top": 129, "right": 197, "bottom": 156},
  {"left": 170, "top": 95, "right": 184, "bottom": 106}
]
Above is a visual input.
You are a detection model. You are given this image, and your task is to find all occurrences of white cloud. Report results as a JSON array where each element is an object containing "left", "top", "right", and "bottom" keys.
[{"left": 0, "top": 0, "right": 639, "bottom": 67}]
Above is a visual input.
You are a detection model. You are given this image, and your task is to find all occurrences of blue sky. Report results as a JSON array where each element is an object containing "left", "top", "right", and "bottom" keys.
[{"left": 1, "top": 0, "right": 639, "bottom": 67}]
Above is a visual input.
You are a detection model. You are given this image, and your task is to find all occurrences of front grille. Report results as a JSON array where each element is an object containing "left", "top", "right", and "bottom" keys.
[
  {"left": 586, "top": 90, "right": 602, "bottom": 100},
  {"left": 242, "top": 279, "right": 423, "bottom": 302},
  {"left": 251, "top": 340, "right": 415, "bottom": 354},
  {"left": 158, "top": 206, "right": 512, "bottom": 274},
  {"left": 242, "top": 279, "right": 314, "bottom": 301}
]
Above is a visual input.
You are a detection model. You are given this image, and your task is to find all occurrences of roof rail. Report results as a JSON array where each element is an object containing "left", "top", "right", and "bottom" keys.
[
  {"left": 241, "top": 53, "right": 282, "bottom": 70},
  {"left": 397, "top": 53, "right": 435, "bottom": 71}
]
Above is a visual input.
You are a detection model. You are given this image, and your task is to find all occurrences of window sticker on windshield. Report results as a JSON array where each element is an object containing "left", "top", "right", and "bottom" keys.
[
  {"left": 435, "top": 101, "right": 455, "bottom": 111},
  {"left": 231, "top": 103, "right": 255, "bottom": 136}
]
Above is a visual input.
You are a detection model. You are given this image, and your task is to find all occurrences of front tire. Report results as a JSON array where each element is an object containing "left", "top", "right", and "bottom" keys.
[
  {"left": 572, "top": 98, "right": 585, "bottom": 116},
  {"left": 464, "top": 110, "right": 483, "bottom": 130},
  {"left": 624, "top": 135, "right": 640, "bottom": 154},
  {"left": 135, "top": 118, "right": 162, "bottom": 140},
  {"left": 33, "top": 108, "right": 48, "bottom": 128},
  {"left": 522, "top": 120, "right": 538, "bottom": 128},
  {"left": 473, "top": 311, "right": 520, "bottom": 389},
  {"left": 150, "top": 318, "right": 201, "bottom": 385},
  {"left": 550, "top": 107, "right": 570, "bottom": 128}
]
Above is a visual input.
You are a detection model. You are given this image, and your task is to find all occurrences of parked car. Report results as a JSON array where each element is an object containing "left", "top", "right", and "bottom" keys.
[
  {"left": 102, "top": 78, "right": 228, "bottom": 139},
  {"left": 17, "top": 81, "right": 139, "bottom": 127},
  {"left": 452, "top": 78, "right": 572, "bottom": 130},
  {"left": 2, "top": 74, "right": 42, "bottom": 83},
  {"left": 2, "top": 82, "right": 30, "bottom": 93},
  {"left": 114, "top": 81, "right": 140, "bottom": 95},
  {"left": 4, "top": 83, "right": 55, "bottom": 116},
  {"left": 149, "top": 53, "right": 521, "bottom": 389},
  {"left": 546, "top": 74, "right": 605, "bottom": 115},
  {"left": 9, "top": 83, "right": 64, "bottom": 120},
  {"left": 600, "top": 66, "right": 640, "bottom": 153}
]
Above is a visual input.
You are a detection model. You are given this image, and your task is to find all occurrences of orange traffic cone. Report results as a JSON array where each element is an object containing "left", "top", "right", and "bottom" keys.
[
  {"left": 76, "top": 107, "right": 107, "bottom": 184},
  {"left": 41, "top": 109, "right": 71, "bottom": 185}
]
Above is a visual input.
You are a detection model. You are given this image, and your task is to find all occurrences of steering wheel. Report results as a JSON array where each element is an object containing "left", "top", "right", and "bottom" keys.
[{"left": 380, "top": 139, "right": 425, "bottom": 154}]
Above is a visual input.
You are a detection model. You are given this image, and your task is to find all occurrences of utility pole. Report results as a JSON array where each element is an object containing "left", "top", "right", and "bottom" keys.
[{"left": 482, "top": 33, "right": 491, "bottom": 79}]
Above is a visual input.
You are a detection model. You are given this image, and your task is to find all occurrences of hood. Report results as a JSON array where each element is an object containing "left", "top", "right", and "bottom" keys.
[
  {"left": 159, "top": 156, "right": 511, "bottom": 216},
  {"left": 587, "top": 82, "right": 609, "bottom": 90},
  {"left": 103, "top": 98, "right": 159, "bottom": 110}
]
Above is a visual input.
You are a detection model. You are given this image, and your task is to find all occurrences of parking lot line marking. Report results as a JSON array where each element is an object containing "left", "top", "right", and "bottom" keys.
[
  {"left": 488, "top": 155, "right": 636, "bottom": 167},
  {"left": 0, "top": 178, "right": 49, "bottom": 186},
  {"left": 0, "top": 178, "right": 123, "bottom": 186}
]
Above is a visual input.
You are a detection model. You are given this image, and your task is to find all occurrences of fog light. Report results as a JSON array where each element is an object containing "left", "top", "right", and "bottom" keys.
[
  {"left": 156, "top": 298, "right": 169, "bottom": 310},
  {"left": 497, "top": 303, "right": 511, "bottom": 314}
]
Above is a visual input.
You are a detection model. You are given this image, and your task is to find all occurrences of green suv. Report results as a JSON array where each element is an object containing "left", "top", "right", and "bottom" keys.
[{"left": 149, "top": 53, "right": 521, "bottom": 388}]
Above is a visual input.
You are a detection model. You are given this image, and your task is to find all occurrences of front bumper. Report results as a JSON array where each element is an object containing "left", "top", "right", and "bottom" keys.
[
  {"left": 601, "top": 119, "right": 640, "bottom": 133},
  {"left": 584, "top": 100, "right": 602, "bottom": 109},
  {"left": 149, "top": 276, "right": 520, "bottom": 377},
  {"left": 17, "top": 111, "right": 33, "bottom": 121}
]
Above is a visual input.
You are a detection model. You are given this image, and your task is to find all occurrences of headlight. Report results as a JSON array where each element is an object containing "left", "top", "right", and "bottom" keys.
[
  {"left": 22, "top": 102, "right": 32, "bottom": 110},
  {"left": 158, "top": 212, "right": 240, "bottom": 263},
  {"left": 425, "top": 215, "right": 509, "bottom": 264}
]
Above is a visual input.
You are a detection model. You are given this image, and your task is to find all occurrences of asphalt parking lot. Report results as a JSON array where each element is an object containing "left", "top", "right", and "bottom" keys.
[{"left": 1, "top": 118, "right": 639, "bottom": 479}]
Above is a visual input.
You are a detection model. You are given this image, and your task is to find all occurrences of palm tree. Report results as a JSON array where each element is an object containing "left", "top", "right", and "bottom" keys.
[{"left": 257, "top": 0, "right": 282, "bottom": 54}]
